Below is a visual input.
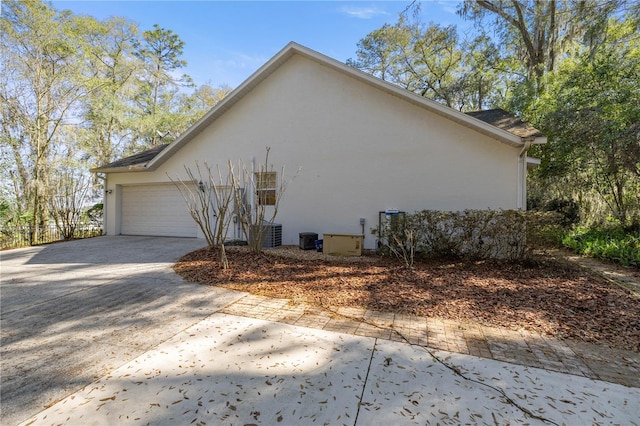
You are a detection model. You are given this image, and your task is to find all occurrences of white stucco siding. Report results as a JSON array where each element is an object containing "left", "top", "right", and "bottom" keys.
[{"left": 105, "top": 54, "right": 520, "bottom": 249}]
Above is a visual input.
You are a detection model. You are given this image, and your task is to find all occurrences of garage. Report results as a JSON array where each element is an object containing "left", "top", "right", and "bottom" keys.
[{"left": 120, "top": 184, "right": 198, "bottom": 237}]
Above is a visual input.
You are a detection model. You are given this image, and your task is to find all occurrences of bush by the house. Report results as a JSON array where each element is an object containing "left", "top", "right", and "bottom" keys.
[{"left": 377, "top": 209, "right": 561, "bottom": 264}]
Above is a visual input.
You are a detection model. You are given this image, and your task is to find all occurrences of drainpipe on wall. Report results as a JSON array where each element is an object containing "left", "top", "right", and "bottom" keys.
[{"left": 517, "top": 139, "right": 533, "bottom": 210}]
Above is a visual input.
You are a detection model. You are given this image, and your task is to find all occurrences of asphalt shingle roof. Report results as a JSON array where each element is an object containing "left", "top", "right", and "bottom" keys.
[
  {"left": 97, "top": 144, "right": 169, "bottom": 170},
  {"left": 466, "top": 108, "right": 545, "bottom": 139}
]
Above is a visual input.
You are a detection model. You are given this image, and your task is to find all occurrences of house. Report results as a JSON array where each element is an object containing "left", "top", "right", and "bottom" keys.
[{"left": 93, "top": 42, "right": 546, "bottom": 250}]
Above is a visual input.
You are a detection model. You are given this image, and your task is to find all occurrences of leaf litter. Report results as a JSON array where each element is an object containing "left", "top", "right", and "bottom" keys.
[{"left": 174, "top": 246, "right": 640, "bottom": 352}]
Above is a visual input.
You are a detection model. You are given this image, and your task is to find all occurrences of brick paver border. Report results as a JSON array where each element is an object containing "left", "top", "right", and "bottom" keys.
[{"left": 221, "top": 294, "right": 640, "bottom": 388}]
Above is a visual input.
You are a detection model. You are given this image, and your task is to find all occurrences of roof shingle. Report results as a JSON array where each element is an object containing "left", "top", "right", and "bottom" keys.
[
  {"left": 465, "top": 109, "right": 544, "bottom": 139},
  {"left": 96, "top": 144, "right": 169, "bottom": 170}
]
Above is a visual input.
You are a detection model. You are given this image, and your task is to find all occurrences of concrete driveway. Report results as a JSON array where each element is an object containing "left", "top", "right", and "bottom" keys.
[
  {"left": 1, "top": 236, "right": 244, "bottom": 425},
  {"left": 2, "top": 236, "right": 638, "bottom": 425}
]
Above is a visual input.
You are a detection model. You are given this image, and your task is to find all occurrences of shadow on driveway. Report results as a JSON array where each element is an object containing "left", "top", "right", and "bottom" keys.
[{"left": 0, "top": 236, "right": 244, "bottom": 426}]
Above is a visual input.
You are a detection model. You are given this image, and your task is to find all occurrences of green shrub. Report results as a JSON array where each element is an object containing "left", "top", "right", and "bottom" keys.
[
  {"left": 544, "top": 199, "right": 580, "bottom": 227},
  {"left": 377, "top": 209, "right": 561, "bottom": 263},
  {"left": 562, "top": 227, "right": 640, "bottom": 267},
  {"left": 527, "top": 197, "right": 580, "bottom": 228}
]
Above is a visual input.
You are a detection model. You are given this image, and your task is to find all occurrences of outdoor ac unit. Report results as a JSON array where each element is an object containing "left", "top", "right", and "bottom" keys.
[
  {"left": 249, "top": 221, "right": 282, "bottom": 248},
  {"left": 263, "top": 223, "right": 282, "bottom": 248}
]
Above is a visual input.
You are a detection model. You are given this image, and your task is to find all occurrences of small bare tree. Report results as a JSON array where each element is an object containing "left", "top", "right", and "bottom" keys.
[
  {"left": 389, "top": 229, "right": 417, "bottom": 269},
  {"left": 230, "top": 147, "right": 297, "bottom": 253},
  {"left": 169, "top": 162, "right": 235, "bottom": 268},
  {"left": 376, "top": 215, "right": 417, "bottom": 269},
  {"left": 49, "top": 169, "right": 91, "bottom": 240}
]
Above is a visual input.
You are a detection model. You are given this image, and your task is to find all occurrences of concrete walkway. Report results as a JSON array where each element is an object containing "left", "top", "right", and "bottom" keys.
[
  {"left": 17, "top": 313, "right": 640, "bottom": 425},
  {"left": 222, "top": 294, "right": 640, "bottom": 388},
  {"left": 2, "top": 237, "right": 639, "bottom": 425}
]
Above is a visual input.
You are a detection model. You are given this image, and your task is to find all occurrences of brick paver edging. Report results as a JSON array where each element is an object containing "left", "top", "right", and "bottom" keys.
[{"left": 221, "top": 294, "right": 640, "bottom": 388}]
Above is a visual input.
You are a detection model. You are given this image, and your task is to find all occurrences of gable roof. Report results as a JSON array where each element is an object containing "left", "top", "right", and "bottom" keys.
[{"left": 93, "top": 42, "right": 546, "bottom": 173}]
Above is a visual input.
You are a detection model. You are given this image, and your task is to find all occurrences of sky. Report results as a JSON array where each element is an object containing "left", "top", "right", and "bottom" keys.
[{"left": 52, "top": 1, "right": 468, "bottom": 88}]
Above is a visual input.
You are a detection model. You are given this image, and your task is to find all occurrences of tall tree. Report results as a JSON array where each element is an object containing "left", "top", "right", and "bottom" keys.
[
  {"left": 79, "top": 16, "right": 141, "bottom": 166},
  {"left": 348, "top": 15, "right": 505, "bottom": 111},
  {"left": 176, "top": 83, "right": 232, "bottom": 127},
  {"left": 1, "top": 1, "right": 227, "bottom": 244},
  {"left": 408, "top": 22, "right": 463, "bottom": 108},
  {"left": 133, "top": 24, "right": 192, "bottom": 147},
  {"left": 531, "top": 18, "right": 640, "bottom": 226},
  {"left": 459, "top": 0, "right": 629, "bottom": 84},
  {"left": 459, "top": 33, "right": 504, "bottom": 111},
  {"left": 0, "top": 0, "right": 93, "bottom": 240},
  {"left": 347, "top": 23, "right": 412, "bottom": 85}
]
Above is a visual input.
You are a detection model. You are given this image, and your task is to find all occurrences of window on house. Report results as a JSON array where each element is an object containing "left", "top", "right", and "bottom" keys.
[{"left": 255, "top": 171, "right": 277, "bottom": 205}]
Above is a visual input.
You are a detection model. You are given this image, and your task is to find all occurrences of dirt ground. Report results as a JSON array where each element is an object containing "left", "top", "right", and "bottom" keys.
[{"left": 174, "top": 246, "right": 640, "bottom": 352}]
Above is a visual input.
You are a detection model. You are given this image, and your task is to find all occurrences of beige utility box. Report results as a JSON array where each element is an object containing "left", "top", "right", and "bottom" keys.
[{"left": 323, "top": 233, "right": 364, "bottom": 256}]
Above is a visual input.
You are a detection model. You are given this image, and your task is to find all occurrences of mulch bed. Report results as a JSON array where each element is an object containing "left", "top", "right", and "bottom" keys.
[{"left": 174, "top": 246, "right": 640, "bottom": 352}]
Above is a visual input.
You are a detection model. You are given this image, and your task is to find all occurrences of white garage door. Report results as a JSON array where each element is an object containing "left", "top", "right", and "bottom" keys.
[{"left": 121, "top": 184, "right": 197, "bottom": 237}]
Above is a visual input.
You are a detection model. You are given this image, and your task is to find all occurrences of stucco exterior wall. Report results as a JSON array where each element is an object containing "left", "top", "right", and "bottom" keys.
[{"left": 105, "top": 54, "right": 520, "bottom": 249}]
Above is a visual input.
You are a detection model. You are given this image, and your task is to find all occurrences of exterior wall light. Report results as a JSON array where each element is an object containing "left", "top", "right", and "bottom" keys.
[{"left": 198, "top": 181, "right": 205, "bottom": 193}]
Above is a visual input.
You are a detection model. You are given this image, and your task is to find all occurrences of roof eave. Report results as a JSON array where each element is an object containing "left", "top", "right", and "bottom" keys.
[{"left": 91, "top": 164, "right": 148, "bottom": 174}]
